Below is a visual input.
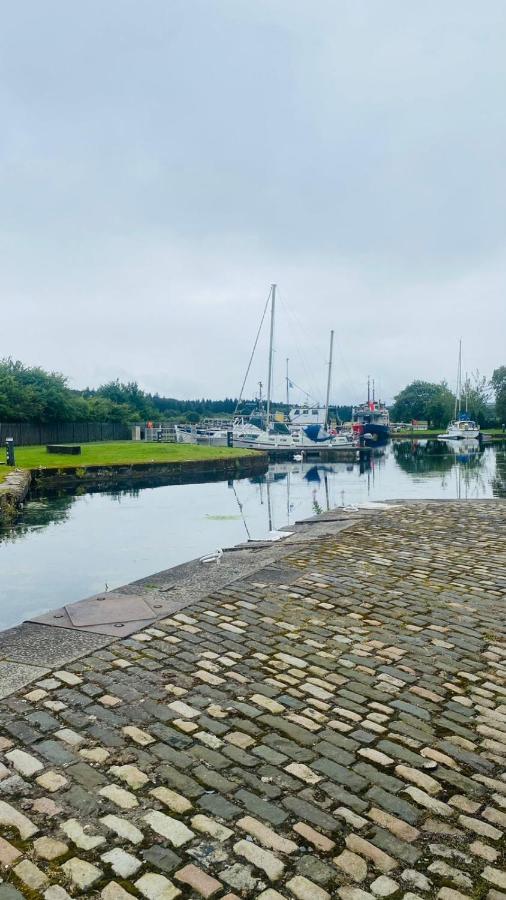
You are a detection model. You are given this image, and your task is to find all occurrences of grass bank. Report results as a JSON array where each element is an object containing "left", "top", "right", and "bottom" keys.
[
  {"left": 0, "top": 441, "right": 255, "bottom": 476},
  {"left": 393, "top": 428, "right": 506, "bottom": 439}
]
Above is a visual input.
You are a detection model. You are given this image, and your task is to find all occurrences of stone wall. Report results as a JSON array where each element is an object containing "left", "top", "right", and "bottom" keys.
[
  {"left": 28, "top": 452, "right": 268, "bottom": 491},
  {"left": 0, "top": 469, "right": 32, "bottom": 522}
]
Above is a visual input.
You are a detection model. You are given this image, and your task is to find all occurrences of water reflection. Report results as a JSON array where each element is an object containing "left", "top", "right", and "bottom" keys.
[
  {"left": 392, "top": 438, "right": 498, "bottom": 499},
  {"left": 0, "top": 495, "right": 74, "bottom": 544},
  {"left": 0, "top": 441, "right": 504, "bottom": 629},
  {"left": 493, "top": 449, "right": 506, "bottom": 498},
  {"left": 393, "top": 439, "right": 455, "bottom": 475}
]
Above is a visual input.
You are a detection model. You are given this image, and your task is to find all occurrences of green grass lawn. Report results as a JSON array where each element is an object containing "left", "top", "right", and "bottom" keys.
[
  {"left": 391, "top": 430, "right": 440, "bottom": 437},
  {"left": 0, "top": 441, "right": 255, "bottom": 477}
]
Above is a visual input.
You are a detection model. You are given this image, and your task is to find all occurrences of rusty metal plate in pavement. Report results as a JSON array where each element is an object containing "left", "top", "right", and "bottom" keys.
[
  {"left": 64, "top": 592, "right": 153, "bottom": 627},
  {"left": 29, "top": 605, "right": 155, "bottom": 638}
]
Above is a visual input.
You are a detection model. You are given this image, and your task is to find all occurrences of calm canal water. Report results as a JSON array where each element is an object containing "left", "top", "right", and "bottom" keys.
[{"left": 1, "top": 440, "right": 504, "bottom": 630}]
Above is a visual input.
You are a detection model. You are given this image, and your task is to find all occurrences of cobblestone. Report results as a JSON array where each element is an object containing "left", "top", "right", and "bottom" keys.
[
  {"left": 233, "top": 838, "right": 284, "bottom": 880},
  {"left": 62, "top": 857, "right": 103, "bottom": 889},
  {"left": 0, "top": 501, "right": 504, "bottom": 898}
]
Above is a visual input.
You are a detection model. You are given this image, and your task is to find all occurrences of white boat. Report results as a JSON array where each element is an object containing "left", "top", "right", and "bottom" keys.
[
  {"left": 232, "top": 421, "right": 356, "bottom": 451},
  {"left": 288, "top": 405, "right": 327, "bottom": 426},
  {"left": 175, "top": 425, "right": 229, "bottom": 446},
  {"left": 438, "top": 340, "right": 480, "bottom": 441},
  {"left": 438, "top": 419, "right": 480, "bottom": 441}
]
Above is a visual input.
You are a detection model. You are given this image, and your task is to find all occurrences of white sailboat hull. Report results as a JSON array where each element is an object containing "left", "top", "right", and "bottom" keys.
[
  {"left": 438, "top": 432, "right": 480, "bottom": 441},
  {"left": 438, "top": 422, "right": 480, "bottom": 441},
  {"left": 232, "top": 430, "right": 356, "bottom": 451}
]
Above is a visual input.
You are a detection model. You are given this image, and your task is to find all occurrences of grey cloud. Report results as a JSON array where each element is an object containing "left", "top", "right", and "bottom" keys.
[{"left": 1, "top": 1, "right": 505, "bottom": 404}]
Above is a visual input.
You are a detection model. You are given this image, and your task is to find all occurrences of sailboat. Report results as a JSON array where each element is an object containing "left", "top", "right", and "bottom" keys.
[
  {"left": 438, "top": 341, "right": 480, "bottom": 441},
  {"left": 232, "top": 289, "right": 356, "bottom": 451}
]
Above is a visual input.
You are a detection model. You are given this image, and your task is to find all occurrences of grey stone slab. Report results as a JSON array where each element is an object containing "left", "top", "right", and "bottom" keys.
[
  {"left": 155, "top": 765, "right": 203, "bottom": 798},
  {"left": 142, "top": 846, "right": 182, "bottom": 874},
  {"left": 241, "top": 564, "right": 300, "bottom": 585},
  {"left": 35, "top": 740, "right": 77, "bottom": 766},
  {"left": 296, "top": 855, "right": 337, "bottom": 885},
  {"left": 365, "top": 785, "right": 421, "bottom": 825},
  {"left": 0, "top": 660, "right": 49, "bottom": 699},
  {"left": 62, "top": 784, "right": 102, "bottom": 815},
  {"left": 320, "top": 780, "right": 369, "bottom": 813},
  {"left": 0, "top": 886, "right": 25, "bottom": 899},
  {"left": 234, "top": 789, "right": 288, "bottom": 825},
  {"left": 372, "top": 827, "right": 422, "bottom": 865},
  {"left": 282, "top": 795, "right": 338, "bottom": 831},
  {"left": 0, "top": 775, "right": 31, "bottom": 797},
  {"left": 66, "top": 762, "right": 108, "bottom": 790},
  {"left": 0, "top": 622, "right": 110, "bottom": 666},
  {"left": 198, "top": 792, "right": 242, "bottom": 820}
]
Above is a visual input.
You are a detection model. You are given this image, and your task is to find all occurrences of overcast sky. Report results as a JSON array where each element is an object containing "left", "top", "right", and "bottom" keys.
[{"left": 2, "top": 1, "right": 505, "bottom": 405}]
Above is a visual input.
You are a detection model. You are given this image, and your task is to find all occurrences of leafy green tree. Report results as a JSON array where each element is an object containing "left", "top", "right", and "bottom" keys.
[
  {"left": 94, "top": 380, "right": 156, "bottom": 420},
  {"left": 461, "top": 371, "right": 493, "bottom": 426},
  {"left": 336, "top": 405, "right": 353, "bottom": 423},
  {"left": 83, "top": 397, "right": 135, "bottom": 423},
  {"left": 492, "top": 366, "right": 506, "bottom": 425},
  {"left": 390, "top": 381, "right": 455, "bottom": 428},
  {"left": 426, "top": 393, "right": 455, "bottom": 430},
  {"left": 0, "top": 358, "right": 74, "bottom": 422}
]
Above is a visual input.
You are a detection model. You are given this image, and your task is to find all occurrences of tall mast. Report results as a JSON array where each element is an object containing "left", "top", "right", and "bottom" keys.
[
  {"left": 286, "top": 358, "right": 290, "bottom": 408},
  {"left": 265, "top": 284, "right": 276, "bottom": 429},
  {"left": 367, "top": 375, "right": 371, "bottom": 405},
  {"left": 455, "top": 339, "right": 462, "bottom": 419},
  {"left": 324, "top": 330, "right": 334, "bottom": 429}
]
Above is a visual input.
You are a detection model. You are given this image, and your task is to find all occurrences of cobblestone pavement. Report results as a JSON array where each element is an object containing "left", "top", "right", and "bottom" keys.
[{"left": 0, "top": 500, "right": 505, "bottom": 900}]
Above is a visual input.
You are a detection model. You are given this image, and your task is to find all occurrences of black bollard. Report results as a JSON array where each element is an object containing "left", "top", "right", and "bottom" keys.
[{"left": 5, "top": 438, "right": 15, "bottom": 466}]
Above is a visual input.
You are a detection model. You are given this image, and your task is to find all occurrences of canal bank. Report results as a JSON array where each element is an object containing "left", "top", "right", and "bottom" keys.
[
  {"left": 28, "top": 452, "right": 267, "bottom": 490},
  {"left": 0, "top": 499, "right": 504, "bottom": 898},
  {"left": 392, "top": 430, "right": 506, "bottom": 442}
]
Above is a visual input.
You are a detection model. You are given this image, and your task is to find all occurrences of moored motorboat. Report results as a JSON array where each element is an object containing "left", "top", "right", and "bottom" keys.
[{"left": 352, "top": 380, "right": 390, "bottom": 446}]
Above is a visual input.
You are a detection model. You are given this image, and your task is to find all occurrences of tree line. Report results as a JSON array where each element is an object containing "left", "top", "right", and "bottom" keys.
[
  {"left": 390, "top": 369, "right": 506, "bottom": 428},
  {"left": 1, "top": 357, "right": 505, "bottom": 428},
  {"left": 0, "top": 359, "right": 240, "bottom": 424}
]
